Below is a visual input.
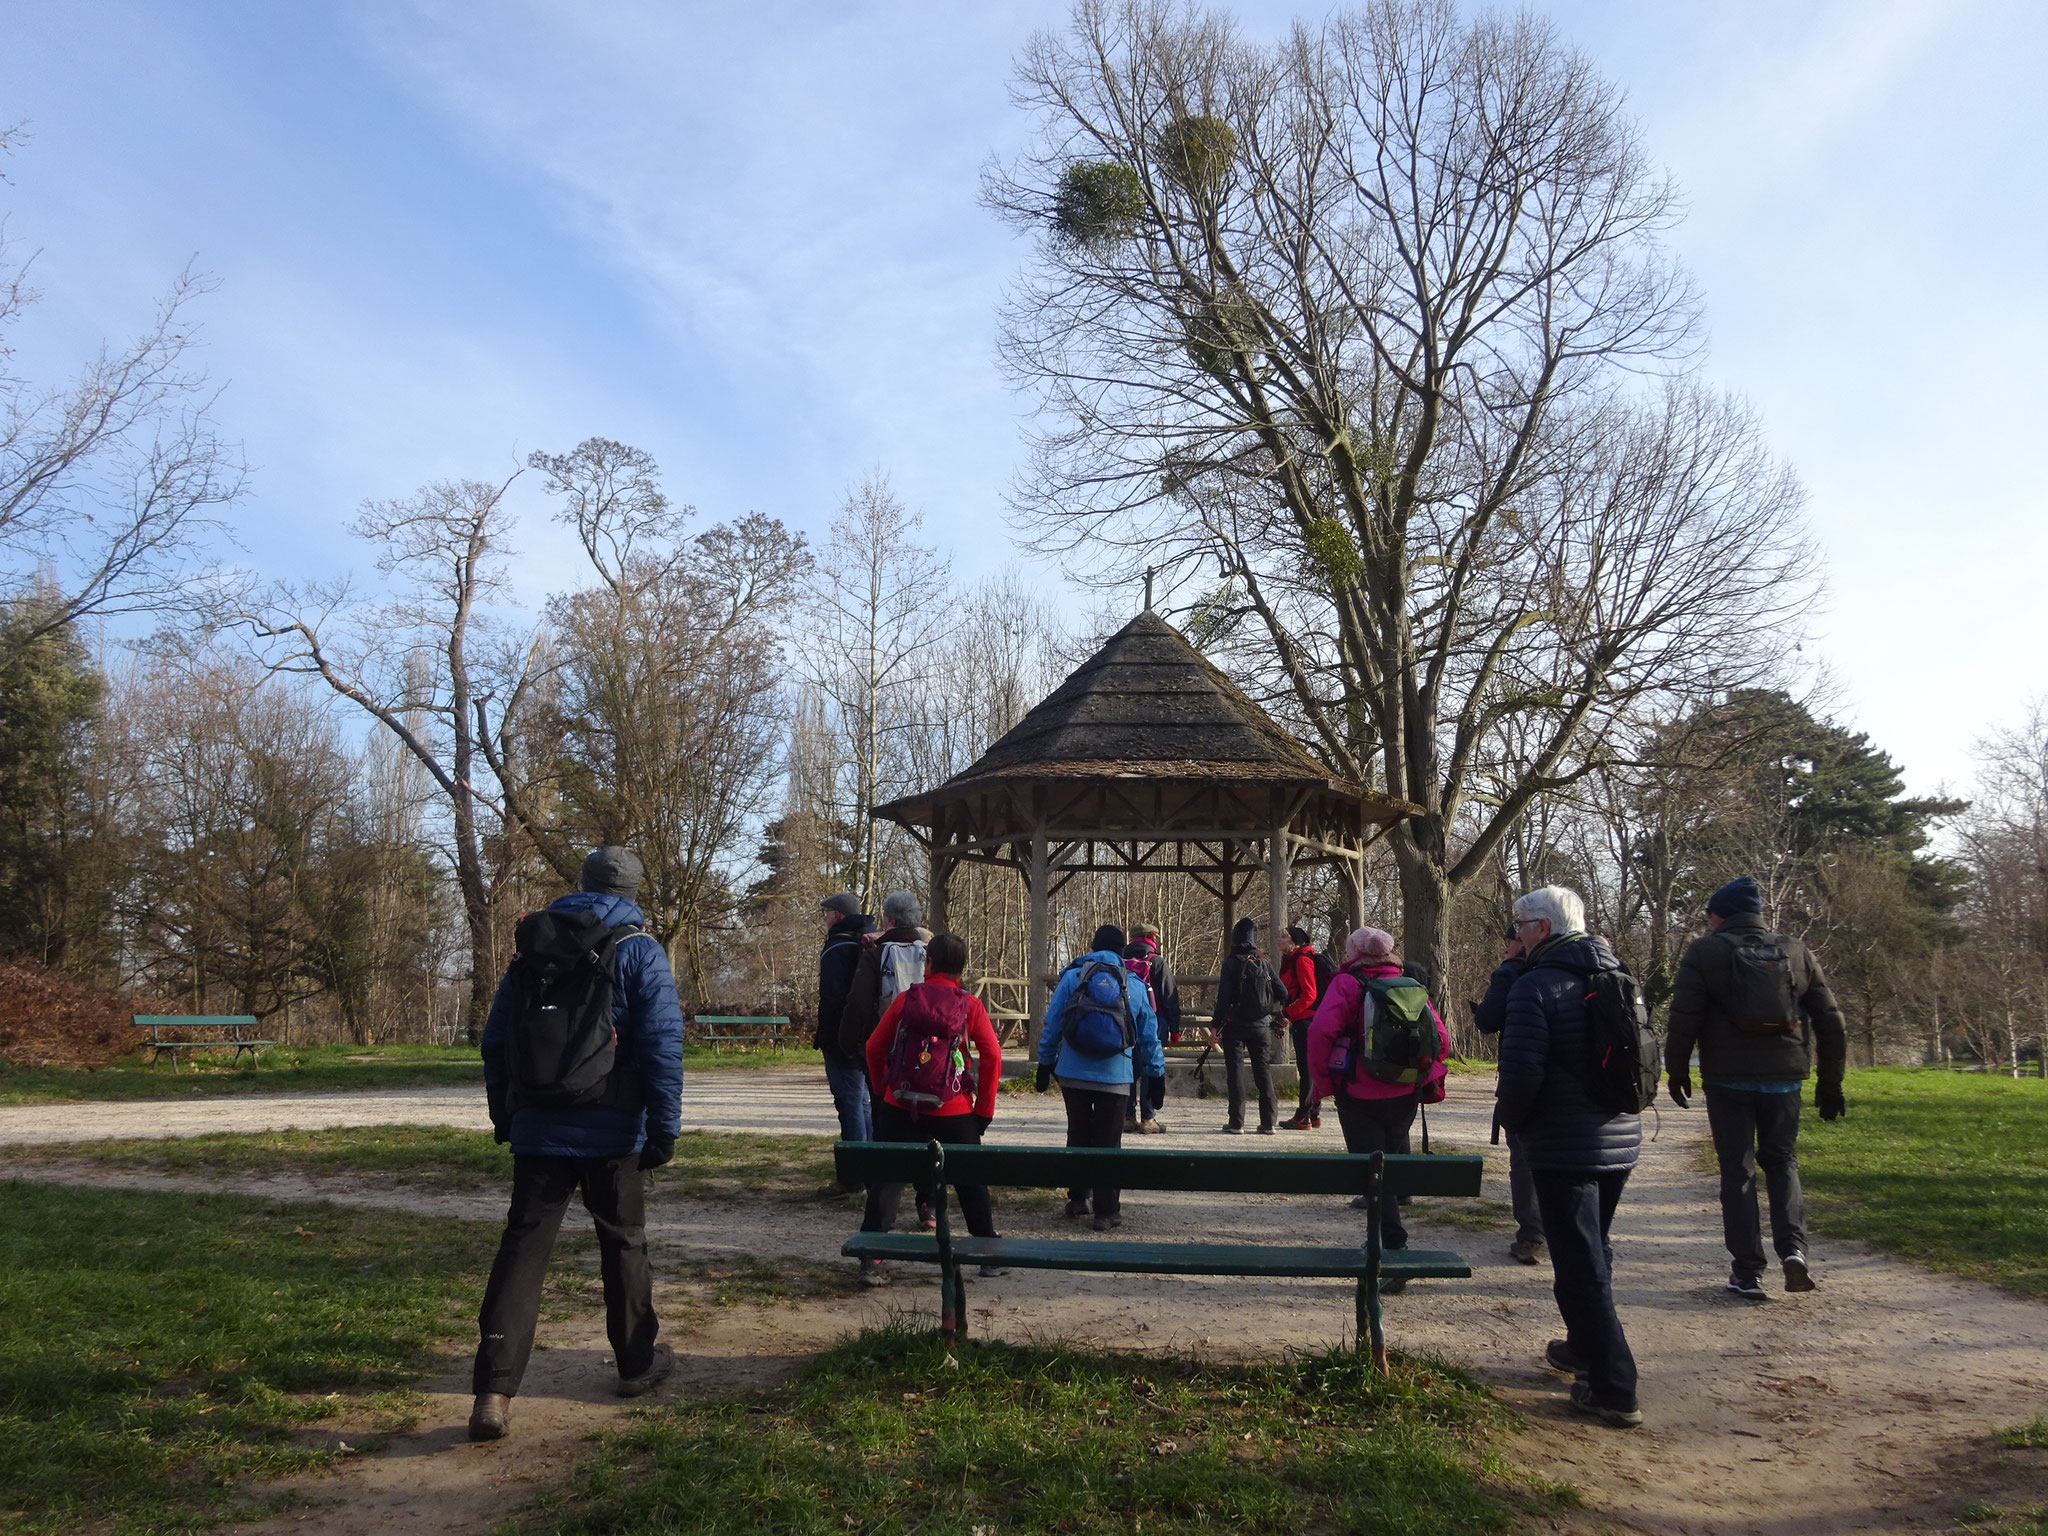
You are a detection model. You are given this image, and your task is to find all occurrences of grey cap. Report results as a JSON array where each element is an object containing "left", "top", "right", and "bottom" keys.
[
  {"left": 881, "top": 890, "right": 922, "bottom": 928},
  {"left": 580, "top": 846, "right": 645, "bottom": 899},
  {"left": 820, "top": 892, "right": 861, "bottom": 920}
]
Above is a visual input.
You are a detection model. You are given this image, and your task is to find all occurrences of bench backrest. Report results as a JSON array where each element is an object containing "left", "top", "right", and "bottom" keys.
[
  {"left": 133, "top": 1015, "right": 259, "bottom": 1031},
  {"left": 691, "top": 1016, "right": 792, "bottom": 1027},
  {"left": 834, "top": 1142, "right": 1481, "bottom": 1199}
]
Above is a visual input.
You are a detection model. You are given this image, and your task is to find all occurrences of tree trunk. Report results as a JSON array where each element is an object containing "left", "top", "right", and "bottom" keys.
[{"left": 1396, "top": 843, "right": 1453, "bottom": 994}]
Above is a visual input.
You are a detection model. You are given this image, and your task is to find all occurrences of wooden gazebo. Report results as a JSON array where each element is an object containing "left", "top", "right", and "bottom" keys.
[{"left": 871, "top": 611, "right": 1415, "bottom": 1044}]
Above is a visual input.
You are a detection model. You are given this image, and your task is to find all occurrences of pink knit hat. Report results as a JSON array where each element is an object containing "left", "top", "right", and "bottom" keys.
[{"left": 1346, "top": 926, "right": 1395, "bottom": 962}]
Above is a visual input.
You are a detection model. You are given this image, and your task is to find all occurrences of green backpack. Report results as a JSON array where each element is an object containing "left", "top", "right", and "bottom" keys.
[{"left": 1360, "top": 976, "right": 1442, "bottom": 1087}]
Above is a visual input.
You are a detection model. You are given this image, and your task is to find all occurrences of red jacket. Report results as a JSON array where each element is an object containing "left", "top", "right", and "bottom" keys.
[
  {"left": 1281, "top": 946, "right": 1321, "bottom": 1022},
  {"left": 865, "top": 973, "right": 1002, "bottom": 1119}
]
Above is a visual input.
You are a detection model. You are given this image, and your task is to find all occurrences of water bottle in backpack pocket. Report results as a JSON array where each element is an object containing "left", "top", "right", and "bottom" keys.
[
  {"left": 1064, "top": 959, "right": 1137, "bottom": 1058},
  {"left": 884, "top": 982, "right": 974, "bottom": 1111}
]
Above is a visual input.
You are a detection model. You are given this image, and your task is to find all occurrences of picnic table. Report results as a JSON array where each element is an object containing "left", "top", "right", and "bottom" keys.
[
  {"left": 130, "top": 1015, "right": 273, "bottom": 1068},
  {"left": 837, "top": 1141, "right": 1480, "bottom": 1370}
]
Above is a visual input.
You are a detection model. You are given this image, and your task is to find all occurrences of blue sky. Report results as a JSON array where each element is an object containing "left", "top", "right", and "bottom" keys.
[{"left": 3, "top": 0, "right": 2042, "bottom": 796}]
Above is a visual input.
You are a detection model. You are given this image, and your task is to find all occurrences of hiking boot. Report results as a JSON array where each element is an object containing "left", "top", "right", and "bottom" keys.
[
  {"left": 859, "top": 1258, "right": 890, "bottom": 1288},
  {"left": 916, "top": 1199, "right": 936, "bottom": 1232},
  {"left": 1279, "top": 1114, "right": 1316, "bottom": 1131},
  {"left": 617, "top": 1343, "right": 675, "bottom": 1399},
  {"left": 1255, "top": 1125, "right": 1276, "bottom": 1135},
  {"left": 1138, "top": 1117, "right": 1166, "bottom": 1135},
  {"left": 1309, "top": 1116, "right": 1322, "bottom": 1129},
  {"left": 1064, "top": 1197, "right": 1092, "bottom": 1219},
  {"left": 1123, "top": 1118, "right": 1142, "bottom": 1133},
  {"left": 1725, "top": 1272, "right": 1767, "bottom": 1301},
  {"left": 468, "top": 1392, "right": 510, "bottom": 1442},
  {"left": 1508, "top": 1239, "right": 1545, "bottom": 1266},
  {"left": 1569, "top": 1380, "right": 1642, "bottom": 1428},
  {"left": 1092, "top": 1214, "right": 1123, "bottom": 1232},
  {"left": 1348, "top": 1194, "right": 1373, "bottom": 1211},
  {"left": 978, "top": 1264, "right": 1010, "bottom": 1278},
  {"left": 1544, "top": 1338, "right": 1585, "bottom": 1375},
  {"left": 816, "top": 1181, "right": 855, "bottom": 1200},
  {"left": 1221, "top": 1123, "right": 1245, "bottom": 1135},
  {"left": 1782, "top": 1253, "right": 1815, "bottom": 1292}
]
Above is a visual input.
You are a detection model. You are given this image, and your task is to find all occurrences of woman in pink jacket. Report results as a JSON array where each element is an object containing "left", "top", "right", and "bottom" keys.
[{"left": 1306, "top": 927, "right": 1450, "bottom": 1261}]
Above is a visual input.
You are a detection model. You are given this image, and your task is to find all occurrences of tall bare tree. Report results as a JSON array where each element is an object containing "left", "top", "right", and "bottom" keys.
[{"left": 985, "top": 0, "right": 1818, "bottom": 982}]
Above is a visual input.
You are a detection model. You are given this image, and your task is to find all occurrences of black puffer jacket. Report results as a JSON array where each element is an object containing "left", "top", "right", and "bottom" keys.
[
  {"left": 1473, "top": 957, "right": 1529, "bottom": 1037},
  {"left": 814, "top": 913, "right": 873, "bottom": 1056},
  {"left": 1497, "top": 934, "right": 1642, "bottom": 1174}
]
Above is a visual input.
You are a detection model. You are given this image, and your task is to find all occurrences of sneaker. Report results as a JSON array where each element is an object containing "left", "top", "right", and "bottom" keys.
[
  {"left": 1508, "top": 1239, "right": 1545, "bottom": 1266},
  {"left": 916, "top": 1200, "right": 936, "bottom": 1232},
  {"left": 1348, "top": 1194, "right": 1373, "bottom": 1211},
  {"left": 978, "top": 1264, "right": 1010, "bottom": 1278},
  {"left": 617, "top": 1342, "right": 675, "bottom": 1399},
  {"left": 1309, "top": 1116, "right": 1322, "bottom": 1129},
  {"left": 859, "top": 1258, "right": 890, "bottom": 1288},
  {"left": 1279, "top": 1115, "right": 1316, "bottom": 1131},
  {"left": 1138, "top": 1117, "right": 1166, "bottom": 1135},
  {"left": 468, "top": 1392, "right": 510, "bottom": 1442},
  {"left": 816, "top": 1181, "right": 854, "bottom": 1200},
  {"left": 1064, "top": 1197, "right": 1092, "bottom": 1219},
  {"left": 1255, "top": 1125, "right": 1276, "bottom": 1136},
  {"left": 1543, "top": 1338, "right": 1585, "bottom": 1375},
  {"left": 1782, "top": 1253, "right": 1815, "bottom": 1293},
  {"left": 1569, "top": 1380, "right": 1642, "bottom": 1428},
  {"left": 1123, "top": 1119, "right": 1142, "bottom": 1133},
  {"left": 1725, "top": 1273, "right": 1767, "bottom": 1301},
  {"left": 1092, "top": 1214, "right": 1123, "bottom": 1232},
  {"left": 1221, "top": 1124, "right": 1245, "bottom": 1135}
]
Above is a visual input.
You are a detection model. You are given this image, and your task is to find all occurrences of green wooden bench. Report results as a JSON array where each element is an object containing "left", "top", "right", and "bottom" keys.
[
  {"left": 131, "top": 1015, "right": 273, "bottom": 1068},
  {"left": 692, "top": 1014, "right": 795, "bottom": 1051},
  {"left": 836, "top": 1142, "right": 1480, "bottom": 1370}
]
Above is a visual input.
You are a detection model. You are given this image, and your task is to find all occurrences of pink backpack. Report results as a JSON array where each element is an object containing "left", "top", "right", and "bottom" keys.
[
  {"left": 885, "top": 983, "right": 973, "bottom": 1111},
  {"left": 1122, "top": 954, "right": 1158, "bottom": 1014}
]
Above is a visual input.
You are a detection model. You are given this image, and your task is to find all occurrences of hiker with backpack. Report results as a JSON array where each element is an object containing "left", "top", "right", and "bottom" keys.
[
  {"left": 1663, "top": 875, "right": 1848, "bottom": 1301},
  {"left": 1032, "top": 923, "right": 1166, "bottom": 1229},
  {"left": 1215, "top": 917, "right": 1288, "bottom": 1134},
  {"left": 1121, "top": 941, "right": 1168, "bottom": 1134},
  {"left": 1475, "top": 921, "right": 1547, "bottom": 1266},
  {"left": 837, "top": 891, "right": 937, "bottom": 1229},
  {"left": 1497, "top": 885, "right": 1651, "bottom": 1430},
  {"left": 1305, "top": 926, "right": 1449, "bottom": 1267},
  {"left": 815, "top": 892, "right": 875, "bottom": 1196},
  {"left": 855, "top": 932, "right": 1006, "bottom": 1288},
  {"left": 1279, "top": 925, "right": 1333, "bottom": 1131},
  {"left": 470, "top": 847, "right": 685, "bottom": 1443}
]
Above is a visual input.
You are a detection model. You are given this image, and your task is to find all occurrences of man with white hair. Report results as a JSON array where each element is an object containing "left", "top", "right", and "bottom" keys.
[{"left": 1497, "top": 884, "right": 1645, "bottom": 1429}]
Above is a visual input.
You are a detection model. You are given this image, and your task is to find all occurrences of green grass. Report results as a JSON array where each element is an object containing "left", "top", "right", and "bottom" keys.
[
  {"left": 1997, "top": 1416, "right": 2048, "bottom": 1450},
  {"left": 0, "top": 1042, "right": 829, "bottom": 1105},
  {"left": 0, "top": 1180, "right": 498, "bottom": 1535},
  {"left": 538, "top": 1325, "right": 1547, "bottom": 1536},
  {"left": 1797, "top": 1067, "right": 2048, "bottom": 1297},
  {"left": 19, "top": 1124, "right": 838, "bottom": 1201}
]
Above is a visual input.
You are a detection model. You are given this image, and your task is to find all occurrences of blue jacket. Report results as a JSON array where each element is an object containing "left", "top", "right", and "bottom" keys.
[
  {"left": 482, "top": 891, "right": 686, "bottom": 1159},
  {"left": 814, "top": 913, "right": 873, "bottom": 1056},
  {"left": 1036, "top": 949, "right": 1166, "bottom": 1087},
  {"left": 1496, "top": 934, "right": 1641, "bottom": 1174},
  {"left": 1473, "top": 957, "right": 1528, "bottom": 1037}
]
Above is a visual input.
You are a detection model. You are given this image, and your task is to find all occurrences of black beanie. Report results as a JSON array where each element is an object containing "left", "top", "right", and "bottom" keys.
[
  {"left": 1091, "top": 924, "right": 1128, "bottom": 955},
  {"left": 1285, "top": 925, "right": 1312, "bottom": 948},
  {"left": 1707, "top": 876, "right": 1763, "bottom": 919},
  {"left": 1231, "top": 916, "right": 1258, "bottom": 950}
]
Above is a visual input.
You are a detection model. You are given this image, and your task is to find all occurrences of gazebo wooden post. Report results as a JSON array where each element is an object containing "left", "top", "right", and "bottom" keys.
[
  {"left": 1218, "top": 841, "right": 1238, "bottom": 979},
  {"left": 1267, "top": 816, "right": 1289, "bottom": 950},
  {"left": 1025, "top": 829, "right": 1050, "bottom": 1056},
  {"left": 1340, "top": 851, "right": 1366, "bottom": 932}
]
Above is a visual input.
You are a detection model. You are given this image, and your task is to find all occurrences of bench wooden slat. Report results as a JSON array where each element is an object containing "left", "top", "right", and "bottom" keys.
[
  {"left": 834, "top": 1143, "right": 1482, "bottom": 1199},
  {"left": 132, "top": 1015, "right": 262, "bottom": 1028},
  {"left": 842, "top": 1232, "right": 1471, "bottom": 1280},
  {"left": 692, "top": 1016, "right": 791, "bottom": 1026}
]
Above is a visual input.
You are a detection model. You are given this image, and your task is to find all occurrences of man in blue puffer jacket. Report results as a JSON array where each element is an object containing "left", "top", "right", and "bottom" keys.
[
  {"left": 470, "top": 846, "right": 685, "bottom": 1442},
  {"left": 1033, "top": 924, "right": 1166, "bottom": 1230},
  {"left": 1498, "top": 884, "right": 1644, "bottom": 1429}
]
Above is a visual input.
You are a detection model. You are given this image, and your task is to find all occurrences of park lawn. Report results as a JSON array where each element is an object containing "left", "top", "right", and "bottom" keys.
[
  {"left": 0, "top": 1180, "right": 497, "bottom": 1535},
  {"left": 1798, "top": 1067, "right": 2048, "bottom": 1298},
  {"left": 0, "top": 1042, "right": 828, "bottom": 1105},
  {"left": 19, "top": 1125, "right": 838, "bottom": 1201},
  {"left": 539, "top": 1325, "right": 1556, "bottom": 1536}
]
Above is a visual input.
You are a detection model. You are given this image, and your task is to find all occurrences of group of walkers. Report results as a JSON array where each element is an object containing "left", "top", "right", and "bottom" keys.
[{"left": 453, "top": 843, "right": 1849, "bottom": 1442}]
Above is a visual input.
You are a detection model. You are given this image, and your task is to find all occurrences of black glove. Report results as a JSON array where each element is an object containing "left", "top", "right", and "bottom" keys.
[
  {"left": 974, "top": 1113, "right": 993, "bottom": 1136},
  {"left": 638, "top": 1137, "right": 675, "bottom": 1171},
  {"left": 1034, "top": 1064, "right": 1054, "bottom": 1094},
  {"left": 492, "top": 1123, "right": 509, "bottom": 1145},
  {"left": 1148, "top": 1074, "right": 1166, "bottom": 1098},
  {"left": 1667, "top": 1071, "right": 1692, "bottom": 1110},
  {"left": 1816, "top": 1082, "right": 1846, "bottom": 1122}
]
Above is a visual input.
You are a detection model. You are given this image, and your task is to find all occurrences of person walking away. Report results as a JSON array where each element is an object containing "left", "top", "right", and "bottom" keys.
[
  {"left": 1305, "top": 926, "right": 1449, "bottom": 1281},
  {"left": 815, "top": 892, "right": 874, "bottom": 1197},
  {"left": 1474, "top": 920, "right": 1545, "bottom": 1264},
  {"left": 1120, "top": 942, "right": 1167, "bottom": 1134},
  {"left": 838, "top": 891, "right": 936, "bottom": 1228},
  {"left": 1663, "top": 875, "right": 1847, "bottom": 1300},
  {"left": 1130, "top": 923, "right": 1181, "bottom": 1130},
  {"left": 471, "top": 846, "right": 684, "bottom": 1442},
  {"left": 1033, "top": 924, "right": 1166, "bottom": 1229},
  {"left": 1497, "top": 885, "right": 1644, "bottom": 1429},
  {"left": 855, "top": 932, "right": 1005, "bottom": 1287},
  {"left": 1215, "top": 918, "right": 1286, "bottom": 1134},
  {"left": 1279, "top": 925, "right": 1331, "bottom": 1130}
]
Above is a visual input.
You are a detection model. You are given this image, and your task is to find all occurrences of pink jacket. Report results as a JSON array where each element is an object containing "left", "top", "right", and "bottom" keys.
[{"left": 1306, "top": 960, "right": 1451, "bottom": 1103}]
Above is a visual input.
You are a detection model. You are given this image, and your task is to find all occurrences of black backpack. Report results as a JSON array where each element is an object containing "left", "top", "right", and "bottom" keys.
[
  {"left": 505, "top": 908, "right": 637, "bottom": 1109},
  {"left": 1547, "top": 960, "right": 1659, "bottom": 1114},
  {"left": 1722, "top": 930, "right": 1802, "bottom": 1034},
  {"left": 1230, "top": 955, "right": 1288, "bottom": 1024},
  {"left": 1307, "top": 948, "right": 1337, "bottom": 998}
]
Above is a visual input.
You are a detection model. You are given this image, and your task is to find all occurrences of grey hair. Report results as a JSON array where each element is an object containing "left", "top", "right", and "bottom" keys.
[
  {"left": 1513, "top": 885, "right": 1585, "bottom": 937},
  {"left": 881, "top": 890, "right": 923, "bottom": 927}
]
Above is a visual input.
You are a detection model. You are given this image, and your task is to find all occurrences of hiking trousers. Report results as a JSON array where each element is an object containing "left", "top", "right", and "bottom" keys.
[
  {"left": 1506, "top": 1131, "right": 1544, "bottom": 1247},
  {"left": 1221, "top": 1025, "right": 1277, "bottom": 1132},
  {"left": 474, "top": 1154, "right": 657, "bottom": 1397},
  {"left": 821, "top": 1046, "right": 873, "bottom": 1144},
  {"left": 862, "top": 1100, "right": 995, "bottom": 1238},
  {"left": 1532, "top": 1167, "right": 1637, "bottom": 1413},
  {"left": 1705, "top": 1086, "right": 1806, "bottom": 1280},
  {"left": 1061, "top": 1083, "right": 1127, "bottom": 1218},
  {"left": 1288, "top": 1018, "right": 1323, "bottom": 1119},
  {"left": 1333, "top": 1092, "right": 1417, "bottom": 1249}
]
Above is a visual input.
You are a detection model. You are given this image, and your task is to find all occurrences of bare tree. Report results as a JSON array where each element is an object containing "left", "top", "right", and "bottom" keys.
[{"left": 984, "top": 0, "right": 1818, "bottom": 982}]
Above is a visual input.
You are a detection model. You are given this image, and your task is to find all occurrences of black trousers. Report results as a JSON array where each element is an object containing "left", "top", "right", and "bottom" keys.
[
  {"left": 1532, "top": 1168, "right": 1637, "bottom": 1412},
  {"left": 1705, "top": 1086, "right": 1807, "bottom": 1278},
  {"left": 1333, "top": 1092, "right": 1417, "bottom": 1248},
  {"left": 1222, "top": 1025, "right": 1277, "bottom": 1131},
  {"left": 1506, "top": 1131, "right": 1544, "bottom": 1246},
  {"left": 1061, "top": 1083, "right": 1127, "bottom": 1218},
  {"left": 474, "top": 1154, "right": 657, "bottom": 1396},
  {"left": 1289, "top": 1018, "right": 1322, "bottom": 1118},
  {"left": 861, "top": 1100, "right": 996, "bottom": 1238},
  {"left": 1126, "top": 1073, "right": 1165, "bottom": 1121}
]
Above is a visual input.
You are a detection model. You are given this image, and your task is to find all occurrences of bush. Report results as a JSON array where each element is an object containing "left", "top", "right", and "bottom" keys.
[{"left": 0, "top": 961, "right": 167, "bottom": 1068}]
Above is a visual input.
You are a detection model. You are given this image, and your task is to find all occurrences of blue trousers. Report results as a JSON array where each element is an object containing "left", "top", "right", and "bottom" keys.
[
  {"left": 821, "top": 1048, "right": 872, "bottom": 1144},
  {"left": 1532, "top": 1168, "right": 1637, "bottom": 1412}
]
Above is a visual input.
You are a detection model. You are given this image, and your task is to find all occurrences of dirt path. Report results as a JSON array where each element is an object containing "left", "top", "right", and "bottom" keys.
[{"left": 12, "top": 1074, "right": 2046, "bottom": 1533}]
